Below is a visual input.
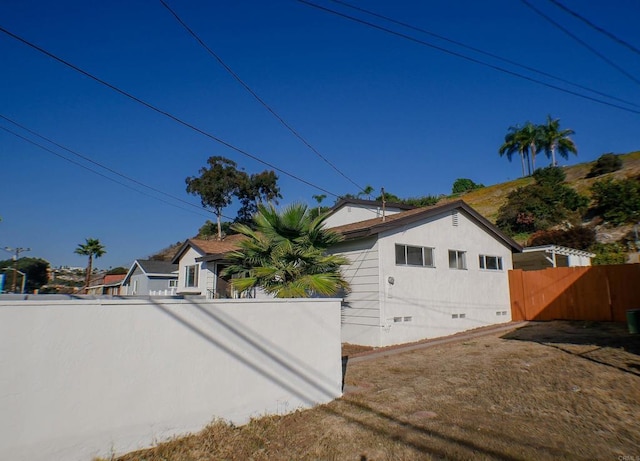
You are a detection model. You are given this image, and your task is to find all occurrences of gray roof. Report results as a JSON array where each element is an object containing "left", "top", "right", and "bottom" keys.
[{"left": 136, "top": 259, "right": 178, "bottom": 275}]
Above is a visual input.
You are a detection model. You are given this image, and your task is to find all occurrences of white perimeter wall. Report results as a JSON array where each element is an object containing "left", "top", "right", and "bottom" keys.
[{"left": 0, "top": 297, "right": 342, "bottom": 461}]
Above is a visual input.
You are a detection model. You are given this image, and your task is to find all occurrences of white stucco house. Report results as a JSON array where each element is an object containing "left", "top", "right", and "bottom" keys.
[
  {"left": 326, "top": 199, "right": 522, "bottom": 347},
  {"left": 121, "top": 259, "right": 178, "bottom": 296},
  {"left": 171, "top": 235, "right": 247, "bottom": 299}
]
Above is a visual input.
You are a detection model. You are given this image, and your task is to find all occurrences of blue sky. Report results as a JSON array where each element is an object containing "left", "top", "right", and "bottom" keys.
[{"left": 1, "top": 0, "right": 639, "bottom": 270}]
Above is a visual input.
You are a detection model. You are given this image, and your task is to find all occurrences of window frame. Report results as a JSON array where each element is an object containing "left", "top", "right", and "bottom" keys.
[
  {"left": 185, "top": 264, "right": 199, "bottom": 288},
  {"left": 395, "top": 244, "right": 435, "bottom": 268},
  {"left": 168, "top": 279, "right": 179, "bottom": 288},
  {"left": 448, "top": 249, "right": 467, "bottom": 270},
  {"left": 479, "top": 254, "right": 503, "bottom": 271}
]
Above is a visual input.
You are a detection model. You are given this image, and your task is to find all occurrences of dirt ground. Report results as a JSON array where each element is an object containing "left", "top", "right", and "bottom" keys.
[{"left": 112, "top": 321, "right": 640, "bottom": 460}]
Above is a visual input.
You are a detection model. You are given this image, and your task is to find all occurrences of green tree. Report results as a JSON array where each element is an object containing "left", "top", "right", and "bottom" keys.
[
  {"left": 74, "top": 238, "right": 106, "bottom": 290},
  {"left": 235, "top": 170, "right": 282, "bottom": 225},
  {"left": 540, "top": 115, "right": 577, "bottom": 166},
  {"left": 452, "top": 178, "right": 484, "bottom": 194},
  {"left": 357, "top": 185, "right": 375, "bottom": 200},
  {"left": 0, "top": 257, "right": 50, "bottom": 292},
  {"left": 590, "top": 242, "right": 628, "bottom": 265},
  {"left": 591, "top": 177, "right": 640, "bottom": 225},
  {"left": 499, "top": 124, "right": 530, "bottom": 177},
  {"left": 223, "top": 203, "right": 350, "bottom": 298},
  {"left": 106, "top": 266, "right": 128, "bottom": 275},
  {"left": 186, "top": 156, "right": 243, "bottom": 240}
]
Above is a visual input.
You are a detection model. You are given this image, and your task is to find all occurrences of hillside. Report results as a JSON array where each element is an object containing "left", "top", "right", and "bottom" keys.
[{"left": 442, "top": 151, "right": 640, "bottom": 251}]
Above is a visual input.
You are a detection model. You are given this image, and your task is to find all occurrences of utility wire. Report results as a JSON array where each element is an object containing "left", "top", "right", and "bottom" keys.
[
  {"left": 0, "top": 113, "right": 214, "bottom": 215},
  {"left": 519, "top": 0, "right": 640, "bottom": 86},
  {"left": 547, "top": 0, "right": 640, "bottom": 57},
  {"left": 0, "top": 25, "right": 341, "bottom": 199},
  {"left": 295, "top": 0, "right": 640, "bottom": 115},
  {"left": 0, "top": 124, "right": 220, "bottom": 219},
  {"left": 159, "top": 0, "right": 366, "bottom": 193},
  {"left": 328, "top": 0, "right": 640, "bottom": 109}
]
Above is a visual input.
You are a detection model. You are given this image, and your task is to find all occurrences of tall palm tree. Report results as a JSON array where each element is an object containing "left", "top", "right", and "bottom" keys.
[
  {"left": 499, "top": 124, "right": 529, "bottom": 177},
  {"left": 75, "top": 238, "right": 106, "bottom": 292},
  {"left": 541, "top": 115, "right": 577, "bottom": 166},
  {"left": 223, "top": 203, "right": 350, "bottom": 298},
  {"left": 520, "top": 121, "right": 545, "bottom": 174}
]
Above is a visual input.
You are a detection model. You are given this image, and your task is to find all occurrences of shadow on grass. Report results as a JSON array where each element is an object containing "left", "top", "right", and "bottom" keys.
[{"left": 502, "top": 320, "right": 640, "bottom": 376}]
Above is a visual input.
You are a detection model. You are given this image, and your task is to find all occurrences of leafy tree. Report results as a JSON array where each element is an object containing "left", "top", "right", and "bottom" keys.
[
  {"left": 186, "top": 156, "right": 281, "bottom": 238},
  {"left": 587, "top": 153, "right": 622, "bottom": 178},
  {"left": 106, "top": 266, "right": 128, "bottom": 275},
  {"left": 496, "top": 168, "right": 588, "bottom": 235},
  {"left": 590, "top": 242, "right": 628, "bottom": 265},
  {"left": 499, "top": 122, "right": 545, "bottom": 176},
  {"left": 590, "top": 177, "right": 640, "bottom": 225},
  {"left": 540, "top": 115, "right": 577, "bottom": 166},
  {"left": 528, "top": 227, "right": 596, "bottom": 250},
  {"left": 74, "top": 238, "right": 106, "bottom": 290},
  {"left": 186, "top": 156, "right": 243, "bottom": 240},
  {"left": 452, "top": 178, "right": 484, "bottom": 194},
  {"left": 357, "top": 185, "right": 375, "bottom": 199},
  {"left": 223, "top": 203, "right": 350, "bottom": 298},
  {"left": 374, "top": 191, "right": 403, "bottom": 203},
  {"left": 403, "top": 195, "right": 440, "bottom": 207},
  {"left": 0, "top": 257, "right": 49, "bottom": 292}
]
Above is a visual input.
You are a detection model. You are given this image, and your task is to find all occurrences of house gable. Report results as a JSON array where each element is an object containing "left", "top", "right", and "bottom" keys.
[{"left": 323, "top": 198, "right": 416, "bottom": 228}]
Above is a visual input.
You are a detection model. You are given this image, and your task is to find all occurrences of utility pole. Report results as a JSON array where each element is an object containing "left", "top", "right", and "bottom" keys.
[{"left": 3, "top": 247, "right": 31, "bottom": 293}]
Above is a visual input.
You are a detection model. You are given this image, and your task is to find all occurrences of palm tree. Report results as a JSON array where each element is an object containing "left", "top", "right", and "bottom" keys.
[
  {"left": 223, "top": 203, "right": 350, "bottom": 298},
  {"left": 541, "top": 115, "right": 577, "bottom": 166},
  {"left": 499, "top": 124, "right": 529, "bottom": 177},
  {"left": 520, "top": 121, "right": 545, "bottom": 173},
  {"left": 75, "top": 238, "right": 106, "bottom": 292}
]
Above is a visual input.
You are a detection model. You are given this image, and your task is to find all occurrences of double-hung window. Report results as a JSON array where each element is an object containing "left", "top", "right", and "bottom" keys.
[
  {"left": 395, "top": 244, "right": 434, "bottom": 267},
  {"left": 448, "top": 250, "right": 467, "bottom": 270},
  {"left": 185, "top": 264, "right": 199, "bottom": 287},
  {"left": 479, "top": 255, "right": 503, "bottom": 270}
]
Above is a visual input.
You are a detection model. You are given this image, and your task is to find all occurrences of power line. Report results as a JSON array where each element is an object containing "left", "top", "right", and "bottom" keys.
[
  {"left": 159, "top": 0, "right": 367, "bottom": 193},
  {"left": 0, "top": 123, "right": 223, "bottom": 220},
  {"left": 547, "top": 0, "right": 640, "bottom": 57},
  {"left": 328, "top": 0, "right": 640, "bottom": 109},
  {"left": 519, "top": 0, "right": 640, "bottom": 86},
  {"left": 0, "top": 113, "right": 215, "bottom": 215},
  {"left": 295, "top": 0, "right": 640, "bottom": 115},
  {"left": 0, "top": 25, "right": 342, "bottom": 199}
]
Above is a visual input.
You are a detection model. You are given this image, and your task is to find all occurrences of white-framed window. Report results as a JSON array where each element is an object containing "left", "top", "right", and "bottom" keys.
[
  {"left": 395, "top": 244, "right": 434, "bottom": 267},
  {"left": 169, "top": 279, "right": 178, "bottom": 288},
  {"left": 448, "top": 250, "right": 467, "bottom": 270},
  {"left": 185, "top": 264, "right": 199, "bottom": 288},
  {"left": 479, "top": 255, "right": 503, "bottom": 271}
]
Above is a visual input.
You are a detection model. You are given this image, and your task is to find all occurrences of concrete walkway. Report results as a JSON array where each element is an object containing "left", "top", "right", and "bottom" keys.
[{"left": 346, "top": 321, "right": 529, "bottom": 364}]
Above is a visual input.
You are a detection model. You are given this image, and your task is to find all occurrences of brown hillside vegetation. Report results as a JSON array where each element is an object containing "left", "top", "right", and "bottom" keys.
[{"left": 448, "top": 150, "right": 640, "bottom": 223}]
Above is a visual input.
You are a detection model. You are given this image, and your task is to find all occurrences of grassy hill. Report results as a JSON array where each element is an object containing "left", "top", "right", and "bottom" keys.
[{"left": 450, "top": 150, "right": 640, "bottom": 226}]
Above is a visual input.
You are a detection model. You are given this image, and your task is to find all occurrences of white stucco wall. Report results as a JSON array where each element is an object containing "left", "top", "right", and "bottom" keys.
[
  {"left": 0, "top": 297, "right": 342, "bottom": 461},
  {"left": 336, "top": 209, "right": 514, "bottom": 346},
  {"left": 377, "top": 210, "right": 513, "bottom": 346},
  {"left": 324, "top": 204, "right": 406, "bottom": 228}
]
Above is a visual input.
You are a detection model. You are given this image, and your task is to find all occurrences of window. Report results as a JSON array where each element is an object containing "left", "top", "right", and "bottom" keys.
[
  {"left": 479, "top": 255, "right": 503, "bottom": 271},
  {"left": 448, "top": 250, "right": 467, "bottom": 269},
  {"left": 169, "top": 279, "right": 178, "bottom": 288},
  {"left": 185, "top": 264, "right": 199, "bottom": 287},
  {"left": 395, "top": 244, "right": 434, "bottom": 267}
]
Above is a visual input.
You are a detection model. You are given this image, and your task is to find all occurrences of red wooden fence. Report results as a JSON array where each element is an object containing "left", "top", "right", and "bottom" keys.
[{"left": 509, "top": 264, "right": 640, "bottom": 322}]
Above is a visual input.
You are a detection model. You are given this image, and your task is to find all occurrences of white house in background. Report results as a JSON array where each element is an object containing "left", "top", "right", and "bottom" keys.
[
  {"left": 323, "top": 198, "right": 416, "bottom": 228},
  {"left": 328, "top": 199, "right": 522, "bottom": 347},
  {"left": 121, "top": 260, "right": 178, "bottom": 296},
  {"left": 171, "top": 235, "right": 250, "bottom": 299},
  {"left": 513, "top": 245, "right": 595, "bottom": 271}
]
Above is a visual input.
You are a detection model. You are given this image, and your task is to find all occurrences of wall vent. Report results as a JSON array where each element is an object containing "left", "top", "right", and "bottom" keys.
[
  {"left": 451, "top": 210, "right": 459, "bottom": 226},
  {"left": 452, "top": 314, "right": 459, "bottom": 319},
  {"left": 403, "top": 316, "right": 413, "bottom": 322}
]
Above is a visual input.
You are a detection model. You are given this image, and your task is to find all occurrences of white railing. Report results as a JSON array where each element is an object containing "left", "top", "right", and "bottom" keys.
[{"left": 149, "top": 288, "right": 177, "bottom": 296}]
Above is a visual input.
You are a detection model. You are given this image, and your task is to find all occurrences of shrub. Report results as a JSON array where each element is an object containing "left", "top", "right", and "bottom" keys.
[
  {"left": 452, "top": 178, "right": 484, "bottom": 194},
  {"left": 533, "top": 166, "right": 565, "bottom": 186},
  {"left": 590, "top": 177, "right": 640, "bottom": 225},
  {"left": 587, "top": 153, "right": 622, "bottom": 178},
  {"left": 590, "top": 242, "right": 628, "bottom": 265}
]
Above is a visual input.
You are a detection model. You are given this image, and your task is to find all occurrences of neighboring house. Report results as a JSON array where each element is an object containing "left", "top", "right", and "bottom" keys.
[
  {"left": 328, "top": 199, "right": 522, "bottom": 347},
  {"left": 86, "top": 274, "right": 126, "bottom": 296},
  {"left": 513, "top": 245, "right": 595, "bottom": 271},
  {"left": 121, "top": 260, "right": 178, "bottom": 296},
  {"left": 171, "top": 235, "right": 249, "bottom": 299},
  {"left": 323, "top": 198, "right": 416, "bottom": 228}
]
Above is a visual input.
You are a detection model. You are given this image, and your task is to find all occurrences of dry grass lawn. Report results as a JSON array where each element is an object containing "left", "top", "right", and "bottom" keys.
[{"left": 111, "top": 321, "right": 640, "bottom": 460}]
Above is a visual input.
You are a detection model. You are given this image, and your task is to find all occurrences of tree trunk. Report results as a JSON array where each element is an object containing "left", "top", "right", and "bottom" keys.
[
  {"left": 84, "top": 254, "right": 93, "bottom": 293},
  {"left": 520, "top": 151, "right": 526, "bottom": 177},
  {"left": 551, "top": 142, "right": 557, "bottom": 166},
  {"left": 216, "top": 207, "right": 222, "bottom": 241}
]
